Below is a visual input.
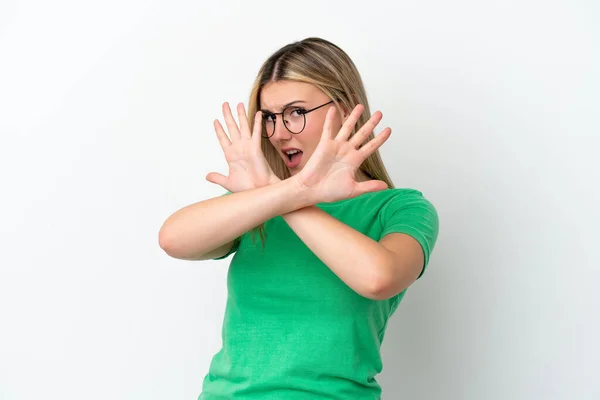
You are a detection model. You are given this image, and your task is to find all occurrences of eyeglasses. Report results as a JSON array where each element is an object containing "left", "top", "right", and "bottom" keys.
[{"left": 261, "top": 100, "right": 335, "bottom": 138}]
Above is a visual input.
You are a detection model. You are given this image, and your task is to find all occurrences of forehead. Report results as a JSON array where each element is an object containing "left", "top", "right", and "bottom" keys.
[{"left": 260, "top": 81, "right": 324, "bottom": 110}]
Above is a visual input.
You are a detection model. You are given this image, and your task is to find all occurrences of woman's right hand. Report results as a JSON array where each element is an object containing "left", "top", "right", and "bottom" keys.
[{"left": 206, "top": 102, "right": 281, "bottom": 193}]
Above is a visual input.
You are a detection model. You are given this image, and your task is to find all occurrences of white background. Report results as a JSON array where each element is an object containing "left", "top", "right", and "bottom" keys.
[{"left": 1, "top": 0, "right": 598, "bottom": 399}]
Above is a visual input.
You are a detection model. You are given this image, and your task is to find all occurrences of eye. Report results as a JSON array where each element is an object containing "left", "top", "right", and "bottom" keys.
[
  {"left": 290, "top": 108, "right": 307, "bottom": 117},
  {"left": 263, "top": 113, "right": 276, "bottom": 122}
]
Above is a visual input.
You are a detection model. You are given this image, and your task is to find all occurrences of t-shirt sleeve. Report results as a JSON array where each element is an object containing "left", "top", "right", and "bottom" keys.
[
  {"left": 379, "top": 190, "right": 439, "bottom": 279},
  {"left": 212, "top": 190, "right": 241, "bottom": 260}
]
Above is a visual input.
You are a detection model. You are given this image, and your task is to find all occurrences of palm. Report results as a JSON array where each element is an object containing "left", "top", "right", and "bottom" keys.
[
  {"left": 298, "top": 140, "right": 361, "bottom": 202},
  {"left": 296, "top": 104, "right": 392, "bottom": 203},
  {"left": 206, "top": 102, "right": 279, "bottom": 193},
  {"left": 224, "top": 147, "right": 274, "bottom": 192}
]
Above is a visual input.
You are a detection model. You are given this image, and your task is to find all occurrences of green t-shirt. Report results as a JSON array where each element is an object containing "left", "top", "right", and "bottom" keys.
[{"left": 198, "top": 188, "right": 439, "bottom": 399}]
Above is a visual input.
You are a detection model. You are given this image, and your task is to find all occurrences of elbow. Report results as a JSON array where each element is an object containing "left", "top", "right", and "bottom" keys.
[
  {"left": 158, "top": 224, "right": 190, "bottom": 259},
  {"left": 158, "top": 223, "right": 211, "bottom": 260},
  {"left": 363, "top": 277, "right": 398, "bottom": 301},
  {"left": 158, "top": 225, "right": 178, "bottom": 257},
  {"left": 362, "top": 259, "right": 411, "bottom": 301}
]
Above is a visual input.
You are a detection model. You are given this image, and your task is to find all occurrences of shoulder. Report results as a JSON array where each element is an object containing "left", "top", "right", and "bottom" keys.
[
  {"left": 356, "top": 187, "right": 435, "bottom": 214},
  {"left": 377, "top": 187, "right": 439, "bottom": 238},
  {"left": 380, "top": 188, "right": 435, "bottom": 211}
]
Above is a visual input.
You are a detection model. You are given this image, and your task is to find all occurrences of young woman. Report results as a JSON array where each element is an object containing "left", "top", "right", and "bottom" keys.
[{"left": 159, "top": 37, "right": 439, "bottom": 400}]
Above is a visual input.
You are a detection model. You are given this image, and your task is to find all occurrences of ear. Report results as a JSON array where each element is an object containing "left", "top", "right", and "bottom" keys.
[
  {"left": 341, "top": 106, "right": 350, "bottom": 120},
  {"left": 341, "top": 94, "right": 360, "bottom": 120}
]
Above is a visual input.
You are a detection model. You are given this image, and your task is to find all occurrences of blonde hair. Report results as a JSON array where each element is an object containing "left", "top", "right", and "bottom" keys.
[{"left": 246, "top": 37, "right": 395, "bottom": 248}]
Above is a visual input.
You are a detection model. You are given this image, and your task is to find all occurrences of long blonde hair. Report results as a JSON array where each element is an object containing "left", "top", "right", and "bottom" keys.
[{"left": 246, "top": 37, "right": 395, "bottom": 248}]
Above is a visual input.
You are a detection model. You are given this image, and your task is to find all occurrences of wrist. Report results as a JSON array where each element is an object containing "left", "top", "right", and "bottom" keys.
[
  {"left": 287, "top": 175, "right": 317, "bottom": 209},
  {"left": 268, "top": 175, "right": 282, "bottom": 186}
]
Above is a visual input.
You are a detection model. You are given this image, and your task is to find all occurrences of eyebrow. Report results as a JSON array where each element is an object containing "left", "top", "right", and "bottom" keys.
[{"left": 260, "top": 100, "right": 306, "bottom": 113}]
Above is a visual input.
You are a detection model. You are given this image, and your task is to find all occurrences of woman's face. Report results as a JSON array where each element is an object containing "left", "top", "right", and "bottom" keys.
[{"left": 260, "top": 80, "right": 344, "bottom": 176}]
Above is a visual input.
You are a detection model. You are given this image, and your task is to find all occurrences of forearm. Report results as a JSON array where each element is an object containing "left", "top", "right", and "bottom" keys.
[
  {"left": 282, "top": 206, "right": 396, "bottom": 299},
  {"left": 159, "top": 178, "right": 310, "bottom": 259}
]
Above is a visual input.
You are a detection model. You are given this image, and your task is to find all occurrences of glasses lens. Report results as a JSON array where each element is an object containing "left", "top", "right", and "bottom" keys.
[
  {"left": 262, "top": 115, "right": 275, "bottom": 138},
  {"left": 260, "top": 108, "right": 307, "bottom": 137},
  {"left": 283, "top": 107, "right": 305, "bottom": 134}
]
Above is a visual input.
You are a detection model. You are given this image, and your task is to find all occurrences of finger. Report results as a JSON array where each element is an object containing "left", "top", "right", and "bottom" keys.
[
  {"left": 237, "top": 103, "right": 252, "bottom": 139},
  {"left": 205, "top": 172, "right": 229, "bottom": 190},
  {"left": 252, "top": 111, "right": 263, "bottom": 145},
  {"left": 321, "top": 106, "right": 337, "bottom": 142},
  {"left": 222, "top": 102, "right": 241, "bottom": 141},
  {"left": 357, "top": 127, "right": 392, "bottom": 158},
  {"left": 354, "top": 179, "right": 389, "bottom": 196},
  {"left": 335, "top": 104, "right": 364, "bottom": 142},
  {"left": 214, "top": 119, "right": 232, "bottom": 149},
  {"left": 349, "top": 111, "right": 383, "bottom": 148}
]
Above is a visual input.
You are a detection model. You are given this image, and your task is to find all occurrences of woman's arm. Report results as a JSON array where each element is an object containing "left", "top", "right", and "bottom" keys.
[
  {"left": 282, "top": 206, "right": 424, "bottom": 300},
  {"left": 158, "top": 178, "right": 309, "bottom": 260}
]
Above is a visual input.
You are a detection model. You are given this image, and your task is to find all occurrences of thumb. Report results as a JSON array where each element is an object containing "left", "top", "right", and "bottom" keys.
[
  {"left": 205, "top": 172, "right": 228, "bottom": 190},
  {"left": 354, "top": 180, "right": 388, "bottom": 196}
]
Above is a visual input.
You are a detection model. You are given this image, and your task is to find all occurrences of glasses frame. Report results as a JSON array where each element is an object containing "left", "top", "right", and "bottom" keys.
[{"left": 261, "top": 100, "right": 335, "bottom": 138}]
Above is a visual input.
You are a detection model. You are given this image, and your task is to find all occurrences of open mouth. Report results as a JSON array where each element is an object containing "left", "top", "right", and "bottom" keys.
[
  {"left": 286, "top": 150, "right": 302, "bottom": 161},
  {"left": 283, "top": 149, "right": 303, "bottom": 168}
]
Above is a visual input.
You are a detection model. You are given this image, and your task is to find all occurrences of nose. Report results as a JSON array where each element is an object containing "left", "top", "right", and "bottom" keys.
[{"left": 271, "top": 118, "right": 292, "bottom": 141}]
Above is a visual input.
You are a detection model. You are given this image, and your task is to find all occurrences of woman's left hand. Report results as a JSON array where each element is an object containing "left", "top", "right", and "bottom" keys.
[{"left": 293, "top": 104, "right": 391, "bottom": 204}]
